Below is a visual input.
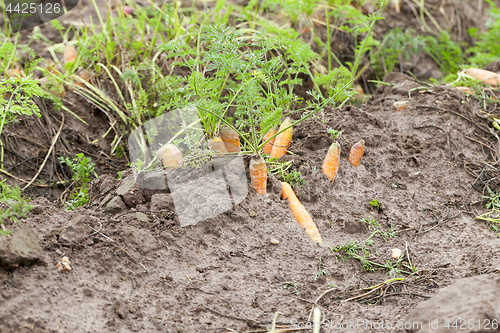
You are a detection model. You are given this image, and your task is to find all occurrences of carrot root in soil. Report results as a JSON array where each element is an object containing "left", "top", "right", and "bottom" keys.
[
  {"left": 322, "top": 142, "right": 340, "bottom": 181},
  {"left": 220, "top": 126, "right": 240, "bottom": 153},
  {"left": 348, "top": 139, "right": 365, "bottom": 167},
  {"left": 270, "top": 118, "right": 293, "bottom": 159},
  {"left": 262, "top": 127, "right": 277, "bottom": 155},
  {"left": 464, "top": 68, "right": 500, "bottom": 86},
  {"left": 281, "top": 182, "right": 323, "bottom": 245},
  {"left": 209, "top": 137, "right": 229, "bottom": 156},
  {"left": 250, "top": 156, "right": 267, "bottom": 195},
  {"left": 157, "top": 144, "right": 183, "bottom": 168},
  {"left": 63, "top": 44, "right": 78, "bottom": 64},
  {"left": 455, "top": 86, "right": 474, "bottom": 95}
]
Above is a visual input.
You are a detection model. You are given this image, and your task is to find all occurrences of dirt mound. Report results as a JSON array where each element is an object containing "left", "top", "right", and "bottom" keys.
[
  {"left": 407, "top": 275, "right": 500, "bottom": 333},
  {"left": 1, "top": 74, "right": 500, "bottom": 332}
]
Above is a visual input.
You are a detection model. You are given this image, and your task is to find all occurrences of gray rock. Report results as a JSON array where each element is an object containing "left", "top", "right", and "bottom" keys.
[
  {"left": 406, "top": 275, "right": 500, "bottom": 333},
  {"left": 135, "top": 212, "right": 149, "bottom": 223},
  {"left": 88, "top": 174, "right": 116, "bottom": 202},
  {"left": 59, "top": 215, "right": 88, "bottom": 247},
  {"left": 99, "top": 192, "right": 114, "bottom": 207},
  {"left": 112, "top": 300, "right": 129, "bottom": 319},
  {"left": 0, "top": 223, "right": 42, "bottom": 269},
  {"left": 116, "top": 175, "right": 145, "bottom": 208},
  {"left": 136, "top": 170, "right": 167, "bottom": 190},
  {"left": 105, "top": 196, "right": 127, "bottom": 214},
  {"left": 150, "top": 193, "right": 175, "bottom": 212},
  {"left": 121, "top": 185, "right": 145, "bottom": 208},
  {"left": 115, "top": 175, "right": 136, "bottom": 196}
]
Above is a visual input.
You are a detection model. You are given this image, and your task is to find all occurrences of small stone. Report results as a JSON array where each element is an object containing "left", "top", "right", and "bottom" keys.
[
  {"left": 59, "top": 215, "right": 88, "bottom": 247},
  {"left": 112, "top": 300, "right": 129, "bottom": 319},
  {"left": 99, "top": 192, "right": 114, "bottom": 207},
  {"left": 115, "top": 175, "right": 136, "bottom": 196},
  {"left": 393, "top": 100, "right": 409, "bottom": 111},
  {"left": 136, "top": 170, "right": 166, "bottom": 190},
  {"left": 0, "top": 223, "right": 42, "bottom": 269},
  {"left": 391, "top": 248, "right": 402, "bottom": 259},
  {"left": 270, "top": 239, "right": 279, "bottom": 245},
  {"left": 135, "top": 212, "right": 149, "bottom": 223},
  {"left": 105, "top": 196, "right": 127, "bottom": 214}
]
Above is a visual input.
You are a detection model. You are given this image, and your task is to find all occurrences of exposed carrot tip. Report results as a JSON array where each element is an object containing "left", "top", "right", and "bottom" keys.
[
  {"left": 220, "top": 126, "right": 240, "bottom": 153},
  {"left": 157, "top": 144, "right": 183, "bottom": 168},
  {"left": 262, "top": 127, "right": 277, "bottom": 155},
  {"left": 348, "top": 139, "right": 365, "bottom": 167},
  {"left": 250, "top": 156, "right": 267, "bottom": 195},
  {"left": 270, "top": 118, "right": 293, "bottom": 159},
  {"left": 322, "top": 142, "right": 340, "bottom": 181},
  {"left": 393, "top": 101, "right": 408, "bottom": 111},
  {"left": 209, "top": 137, "right": 229, "bottom": 156},
  {"left": 455, "top": 86, "right": 474, "bottom": 95},
  {"left": 63, "top": 44, "right": 78, "bottom": 64}
]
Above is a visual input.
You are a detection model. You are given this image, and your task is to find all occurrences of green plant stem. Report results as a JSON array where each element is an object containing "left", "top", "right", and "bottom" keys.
[
  {"left": 205, "top": 80, "right": 352, "bottom": 155},
  {"left": 326, "top": 9, "right": 331, "bottom": 73},
  {"left": 351, "top": 5, "right": 382, "bottom": 80},
  {"left": 0, "top": 84, "right": 21, "bottom": 169}
]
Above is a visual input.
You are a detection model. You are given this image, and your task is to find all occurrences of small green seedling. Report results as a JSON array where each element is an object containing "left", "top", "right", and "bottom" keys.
[
  {"left": 314, "top": 257, "right": 329, "bottom": 280},
  {"left": 369, "top": 199, "right": 382, "bottom": 211},
  {"left": 326, "top": 128, "right": 343, "bottom": 140},
  {"left": 0, "top": 181, "right": 33, "bottom": 235},
  {"left": 282, "top": 170, "right": 305, "bottom": 187},
  {"left": 360, "top": 216, "right": 380, "bottom": 229},
  {"left": 59, "top": 153, "right": 96, "bottom": 209},
  {"left": 282, "top": 281, "right": 301, "bottom": 296}
]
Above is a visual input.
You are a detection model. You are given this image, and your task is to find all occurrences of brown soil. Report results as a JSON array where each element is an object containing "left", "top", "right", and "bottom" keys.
[
  {"left": 2, "top": 1, "right": 500, "bottom": 332},
  {"left": 1, "top": 73, "right": 499, "bottom": 332}
]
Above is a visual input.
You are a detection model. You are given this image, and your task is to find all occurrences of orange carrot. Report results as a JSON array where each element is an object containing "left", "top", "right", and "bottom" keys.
[
  {"left": 354, "top": 84, "right": 364, "bottom": 97},
  {"left": 250, "top": 156, "right": 267, "bottom": 195},
  {"left": 220, "top": 126, "right": 240, "bottom": 153},
  {"left": 46, "top": 60, "right": 60, "bottom": 75},
  {"left": 455, "top": 86, "right": 474, "bottom": 95},
  {"left": 209, "top": 137, "right": 228, "bottom": 156},
  {"left": 322, "top": 142, "right": 340, "bottom": 181},
  {"left": 464, "top": 68, "right": 500, "bottom": 86},
  {"left": 73, "top": 70, "right": 92, "bottom": 88},
  {"left": 262, "top": 127, "right": 277, "bottom": 154},
  {"left": 281, "top": 182, "right": 323, "bottom": 245},
  {"left": 5, "top": 69, "right": 23, "bottom": 77},
  {"left": 156, "top": 144, "right": 183, "bottom": 168},
  {"left": 348, "top": 139, "right": 365, "bottom": 167},
  {"left": 393, "top": 100, "right": 409, "bottom": 111},
  {"left": 270, "top": 118, "right": 293, "bottom": 159},
  {"left": 63, "top": 44, "right": 78, "bottom": 64}
]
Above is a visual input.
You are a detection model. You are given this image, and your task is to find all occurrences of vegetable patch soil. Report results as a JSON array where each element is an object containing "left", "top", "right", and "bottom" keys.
[{"left": 1, "top": 73, "right": 500, "bottom": 332}]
